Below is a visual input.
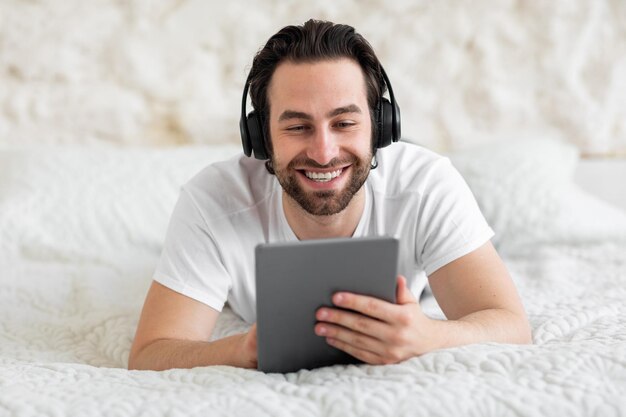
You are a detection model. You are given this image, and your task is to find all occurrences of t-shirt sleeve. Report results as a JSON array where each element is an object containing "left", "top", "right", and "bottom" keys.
[
  {"left": 416, "top": 158, "right": 495, "bottom": 276},
  {"left": 153, "top": 187, "right": 231, "bottom": 312}
]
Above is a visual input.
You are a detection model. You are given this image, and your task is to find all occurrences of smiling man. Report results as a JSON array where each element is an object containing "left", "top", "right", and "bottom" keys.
[
  {"left": 128, "top": 19, "right": 531, "bottom": 371},
  {"left": 270, "top": 59, "right": 373, "bottom": 239}
]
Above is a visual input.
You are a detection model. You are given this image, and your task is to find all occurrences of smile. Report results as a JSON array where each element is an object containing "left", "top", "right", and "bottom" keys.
[{"left": 304, "top": 169, "right": 343, "bottom": 182}]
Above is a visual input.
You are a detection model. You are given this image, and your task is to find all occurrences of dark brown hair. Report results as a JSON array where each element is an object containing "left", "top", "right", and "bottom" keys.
[{"left": 247, "top": 19, "right": 386, "bottom": 156}]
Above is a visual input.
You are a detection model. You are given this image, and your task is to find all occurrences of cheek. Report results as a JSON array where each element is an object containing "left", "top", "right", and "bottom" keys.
[
  {"left": 269, "top": 137, "right": 299, "bottom": 166},
  {"left": 358, "top": 120, "right": 375, "bottom": 156}
]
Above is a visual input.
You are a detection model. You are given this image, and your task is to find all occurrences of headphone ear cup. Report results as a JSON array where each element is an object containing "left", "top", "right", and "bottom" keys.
[
  {"left": 377, "top": 98, "right": 394, "bottom": 149},
  {"left": 246, "top": 111, "right": 269, "bottom": 160},
  {"left": 392, "top": 100, "right": 401, "bottom": 142},
  {"left": 240, "top": 114, "right": 253, "bottom": 157}
]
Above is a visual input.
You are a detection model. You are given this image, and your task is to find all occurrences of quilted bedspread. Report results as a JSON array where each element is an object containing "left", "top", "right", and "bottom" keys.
[{"left": 1, "top": 141, "right": 626, "bottom": 416}]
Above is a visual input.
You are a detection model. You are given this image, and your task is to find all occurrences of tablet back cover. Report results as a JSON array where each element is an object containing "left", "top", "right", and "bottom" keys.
[{"left": 255, "top": 236, "right": 399, "bottom": 373}]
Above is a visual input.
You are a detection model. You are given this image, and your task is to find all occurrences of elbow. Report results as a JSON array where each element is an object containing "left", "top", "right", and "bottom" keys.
[
  {"left": 127, "top": 341, "right": 151, "bottom": 371},
  {"left": 523, "top": 326, "right": 534, "bottom": 345},
  {"left": 127, "top": 351, "right": 141, "bottom": 371},
  {"left": 517, "top": 328, "right": 533, "bottom": 345},
  {"left": 496, "top": 308, "right": 533, "bottom": 345},
  {"left": 516, "top": 314, "right": 533, "bottom": 345},
  {"left": 127, "top": 338, "right": 171, "bottom": 371},
  {"left": 128, "top": 351, "right": 153, "bottom": 371},
  {"left": 127, "top": 359, "right": 139, "bottom": 371}
]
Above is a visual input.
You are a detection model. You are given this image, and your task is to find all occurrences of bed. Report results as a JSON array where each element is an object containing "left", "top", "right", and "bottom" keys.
[{"left": 1, "top": 139, "right": 625, "bottom": 416}]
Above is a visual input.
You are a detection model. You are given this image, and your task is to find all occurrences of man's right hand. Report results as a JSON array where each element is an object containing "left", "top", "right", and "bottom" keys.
[{"left": 239, "top": 323, "right": 258, "bottom": 369}]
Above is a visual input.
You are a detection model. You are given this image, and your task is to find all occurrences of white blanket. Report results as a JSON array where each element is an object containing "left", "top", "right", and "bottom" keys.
[{"left": 1, "top": 140, "right": 626, "bottom": 416}]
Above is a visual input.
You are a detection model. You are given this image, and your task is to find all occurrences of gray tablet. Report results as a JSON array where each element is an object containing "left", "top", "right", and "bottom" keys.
[{"left": 255, "top": 236, "right": 399, "bottom": 373}]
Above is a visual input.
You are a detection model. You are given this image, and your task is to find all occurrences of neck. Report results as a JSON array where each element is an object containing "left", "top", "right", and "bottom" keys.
[{"left": 282, "top": 187, "right": 366, "bottom": 240}]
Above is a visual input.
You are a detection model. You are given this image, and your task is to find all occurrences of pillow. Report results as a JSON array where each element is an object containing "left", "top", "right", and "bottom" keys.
[
  {"left": 449, "top": 139, "right": 626, "bottom": 254},
  {"left": 3, "top": 140, "right": 624, "bottom": 266},
  {"left": 0, "top": 145, "right": 241, "bottom": 265}
]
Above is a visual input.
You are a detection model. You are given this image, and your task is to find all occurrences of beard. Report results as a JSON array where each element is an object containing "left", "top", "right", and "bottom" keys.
[{"left": 273, "top": 153, "right": 371, "bottom": 216}]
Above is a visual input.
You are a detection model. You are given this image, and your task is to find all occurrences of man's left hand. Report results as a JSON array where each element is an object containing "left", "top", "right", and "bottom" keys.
[{"left": 314, "top": 275, "right": 436, "bottom": 365}]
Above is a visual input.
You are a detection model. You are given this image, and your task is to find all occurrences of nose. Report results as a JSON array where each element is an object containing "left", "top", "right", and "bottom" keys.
[{"left": 306, "top": 127, "right": 339, "bottom": 166}]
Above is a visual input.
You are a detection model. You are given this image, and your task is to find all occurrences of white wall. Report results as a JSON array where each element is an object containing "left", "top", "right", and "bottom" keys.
[{"left": 1, "top": 0, "right": 625, "bottom": 154}]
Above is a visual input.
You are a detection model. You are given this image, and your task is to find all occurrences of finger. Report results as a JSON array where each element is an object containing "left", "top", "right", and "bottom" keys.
[
  {"left": 316, "top": 308, "right": 391, "bottom": 341},
  {"left": 315, "top": 316, "right": 386, "bottom": 352},
  {"left": 396, "top": 275, "right": 418, "bottom": 305},
  {"left": 325, "top": 336, "right": 386, "bottom": 365},
  {"left": 316, "top": 321, "right": 386, "bottom": 354},
  {"left": 331, "top": 292, "right": 398, "bottom": 323}
]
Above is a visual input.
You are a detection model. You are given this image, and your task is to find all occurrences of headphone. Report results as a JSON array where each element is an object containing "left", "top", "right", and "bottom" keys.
[{"left": 239, "top": 65, "right": 401, "bottom": 160}]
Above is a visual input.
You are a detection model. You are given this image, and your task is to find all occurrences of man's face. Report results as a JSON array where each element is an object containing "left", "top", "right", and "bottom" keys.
[{"left": 267, "top": 58, "right": 373, "bottom": 216}]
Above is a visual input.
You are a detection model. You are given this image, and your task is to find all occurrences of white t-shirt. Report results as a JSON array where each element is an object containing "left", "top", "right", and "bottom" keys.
[{"left": 154, "top": 142, "right": 494, "bottom": 324}]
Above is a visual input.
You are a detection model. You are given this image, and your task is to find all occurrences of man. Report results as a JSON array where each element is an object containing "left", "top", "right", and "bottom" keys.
[{"left": 128, "top": 20, "right": 531, "bottom": 371}]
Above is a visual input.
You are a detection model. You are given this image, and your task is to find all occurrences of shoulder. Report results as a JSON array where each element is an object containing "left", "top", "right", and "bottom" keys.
[
  {"left": 370, "top": 141, "right": 459, "bottom": 196},
  {"left": 182, "top": 153, "right": 276, "bottom": 219}
]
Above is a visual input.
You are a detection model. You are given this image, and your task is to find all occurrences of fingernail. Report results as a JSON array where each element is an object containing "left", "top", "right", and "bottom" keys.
[
  {"left": 317, "top": 326, "right": 327, "bottom": 335},
  {"left": 318, "top": 309, "right": 328, "bottom": 319},
  {"left": 334, "top": 294, "right": 344, "bottom": 304}
]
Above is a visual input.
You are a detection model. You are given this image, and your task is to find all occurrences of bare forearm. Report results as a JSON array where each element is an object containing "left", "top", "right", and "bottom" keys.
[
  {"left": 128, "top": 333, "right": 253, "bottom": 371},
  {"left": 429, "top": 308, "right": 532, "bottom": 351}
]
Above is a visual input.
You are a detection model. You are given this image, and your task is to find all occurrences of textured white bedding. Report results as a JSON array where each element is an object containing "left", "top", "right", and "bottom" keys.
[{"left": 1, "top": 140, "right": 626, "bottom": 416}]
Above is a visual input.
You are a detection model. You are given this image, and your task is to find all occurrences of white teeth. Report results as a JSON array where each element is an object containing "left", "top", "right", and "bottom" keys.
[{"left": 304, "top": 169, "right": 343, "bottom": 182}]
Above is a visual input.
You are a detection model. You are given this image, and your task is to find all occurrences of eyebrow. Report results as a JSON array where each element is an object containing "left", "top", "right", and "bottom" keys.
[
  {"left": 328, "top": 104, "right": 362, "bottom": 118},
  {"left": 277, "top": 104, "right": 362, "bottom": 122}
]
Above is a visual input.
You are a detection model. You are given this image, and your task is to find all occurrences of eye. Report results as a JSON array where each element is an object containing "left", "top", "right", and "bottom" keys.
[
  {"left": 286, "top": 125, "right": 308, "bottom": 132},
  {"left": 335, "top": 121, "right": 356, "bottom": 129}
]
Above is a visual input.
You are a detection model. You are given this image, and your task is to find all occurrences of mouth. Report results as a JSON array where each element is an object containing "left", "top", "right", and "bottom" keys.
[
  {"left": 296, "top": 166, "right": 350, "bottom": 186},
  {"left": 303, "top": 168, "right": 343, "bottom": 182}
]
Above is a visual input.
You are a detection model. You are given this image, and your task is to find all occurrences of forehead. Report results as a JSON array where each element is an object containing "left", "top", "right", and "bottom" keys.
[{"left": 267, "top": 58, "right": 369, "bottom": 115}]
